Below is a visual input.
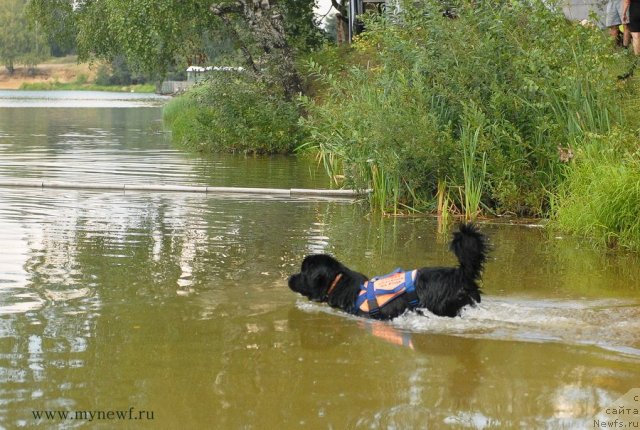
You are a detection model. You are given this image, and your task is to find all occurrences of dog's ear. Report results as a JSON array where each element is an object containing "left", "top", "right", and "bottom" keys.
[
  {"left": 301, "top": 255, "right": 315, "bottom": 272},
  {"left": 296, "top": 254, "right": 342, "bottom": 302},
  {"left": 307, "top": 271, "right": 329, "bottom": 302}
]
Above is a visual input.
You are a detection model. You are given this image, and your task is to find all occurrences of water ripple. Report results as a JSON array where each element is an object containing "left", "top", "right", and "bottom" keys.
[{"left": 296, "top": 298, "right": 640, "bottom": 357}]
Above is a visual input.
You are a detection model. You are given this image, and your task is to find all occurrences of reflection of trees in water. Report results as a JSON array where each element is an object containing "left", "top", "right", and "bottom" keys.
[
  {"left": 0, "top": 107, "right": 162, "bottom": 154},
  {"left": 0, "top": 192, "right": 345, "bottom": 425},
  {"left": 475, "top": 224, "right": 640, "bottom": 298},
  {"left": 3, "top": 191, "right": 638, "bottom": 427}
]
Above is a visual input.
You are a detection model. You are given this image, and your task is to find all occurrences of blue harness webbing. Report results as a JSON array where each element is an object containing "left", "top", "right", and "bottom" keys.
[{"left": 353, "top": 268, "right": 419, "bottom": 317}]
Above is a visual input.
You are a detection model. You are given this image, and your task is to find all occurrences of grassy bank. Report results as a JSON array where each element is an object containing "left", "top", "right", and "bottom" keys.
[
  {"left": 19, "top": 80, "right": 155, "bottom": 93},
  {"left": 0, "top": 57, "right": 89, "bottom": 90},
  {"left": 1, "top": 56, "right": 154, "bottom": 93},
  {"left": 161, "top": 1, "right": 640, "bottom": 250},
  {"left": 301, "top": 1, "right": 640, "bottom": 250},
  {"left": 301, "top": 1, "right": 633, "bottom": 218},
  {"left": 163, "top": 73, "right": 305, "bottom": 154},
  {"left": 552, "top": 133, "right": 640, "bottom": 250}
]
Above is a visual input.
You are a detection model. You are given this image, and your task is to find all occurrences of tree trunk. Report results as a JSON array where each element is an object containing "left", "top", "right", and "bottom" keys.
[
  {"left": 211, "top": 0, "right": 304, "bottom": 100},
  {"left": 331, "top": 1, "right": 349, "bottom": 45},
  {"left": 335, "top": 12, "right": 349, "bottom": 45}
]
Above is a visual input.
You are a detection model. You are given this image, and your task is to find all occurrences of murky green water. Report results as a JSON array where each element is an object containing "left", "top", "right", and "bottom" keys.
[{"left": 1, "top": 91, "right": 639, "bottom": 429}]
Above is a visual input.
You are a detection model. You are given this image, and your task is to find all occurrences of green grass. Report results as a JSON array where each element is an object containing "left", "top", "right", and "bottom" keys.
[
  {"left": 163, "top": 75, "right": 305, "bottom": 154},
  {"left": 19, "top": 81, "right": 155, "bottom": 93},
  {"left": 553, "top": 143, "right": 640, "bottom": 251},
  {"left": 550, "top": 69, "right": 640, "bottom": 251},
  {"left": 460, "top": 124, "right": 487, "bottom": 221},
  {"left": 301, "top": 1, "right": 628, "bottom": 217}
]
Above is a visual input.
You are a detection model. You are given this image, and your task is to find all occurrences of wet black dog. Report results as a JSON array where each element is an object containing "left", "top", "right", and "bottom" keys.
[{"left": 288, "top": 223, "right": 488, "bottom": 319}]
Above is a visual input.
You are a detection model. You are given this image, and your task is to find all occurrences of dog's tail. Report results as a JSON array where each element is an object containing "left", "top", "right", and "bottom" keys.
[{"left": 450, "top": 223, "right": 488, "bottom": 281}]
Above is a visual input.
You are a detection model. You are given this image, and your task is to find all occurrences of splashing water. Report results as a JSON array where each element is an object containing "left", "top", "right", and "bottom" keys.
[{"left": 298, "top": 297, "right": 640, "bottom": 356}]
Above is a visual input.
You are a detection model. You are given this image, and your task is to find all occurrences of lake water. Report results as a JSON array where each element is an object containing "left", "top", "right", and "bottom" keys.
[{"left": 0, "top": 90, "right": 639, "bottom": 429}]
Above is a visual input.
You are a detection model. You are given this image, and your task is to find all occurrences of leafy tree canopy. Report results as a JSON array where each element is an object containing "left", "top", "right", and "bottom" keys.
[
  {"left": 28, "top": 0, "right": 216, "bottom": 79},
  {"left": 1, "top": 0, "right": 48, "bottom": 74},
  {"left": 27, "top": 0, "right": 323, "bottom": 84}
]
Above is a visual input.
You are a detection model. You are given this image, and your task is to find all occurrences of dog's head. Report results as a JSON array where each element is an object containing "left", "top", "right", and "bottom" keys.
[{"left": 288, "top": 254, "right": 344, "bottom": 303}]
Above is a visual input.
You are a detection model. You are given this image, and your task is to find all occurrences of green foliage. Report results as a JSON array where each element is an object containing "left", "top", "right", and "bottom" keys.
[
  {"left": 28, "top": 0, "right": 323, "bottom": 84},
  {"left": 28, "top": 0, "right": 218, "bottom": 79},
  {"left": 280, "top": 0, "right": 325, "bottom": 53},
  {"left": 163, "top": 73, "right": 306, "bottom": 154},
  {"left": 26, "top": 0, "right": 76, "bottom": 54},
  {"left": 553, "top": 135, "right": 640, "bottom": 251},
  {"left": 1, "top": 0, "right": 48, "bottom": 73},
  {"left": 19, "top": 80, "right": 155, "bottom": 92},
  {"left": 301, "top": 1, "right": 628, "bottom": 215},
  {"left": 0, "top": 0, "right": 29, "bottom": 70},
  {"left": 95, "top": 55, "right": 149, "bottom": 86}
]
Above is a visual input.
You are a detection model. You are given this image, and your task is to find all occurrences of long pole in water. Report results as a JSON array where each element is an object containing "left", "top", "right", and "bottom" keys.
[{"left": 0, "top": 179, "right": 367, "bottom": 198}]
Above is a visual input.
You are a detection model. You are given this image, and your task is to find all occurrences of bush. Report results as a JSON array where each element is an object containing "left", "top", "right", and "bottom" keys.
[
  {"left": 95, "top": 55, "right": 148, "bottom": 86},
  {"left": 163, "top": 73, "right": 305, "bottom": 154},
  {"left": 301, "top": 1, "right": 629, "bottom": 215},
  {"left": 553, "top": 135, "right": 640, "bottom": 251},
  {"left": 75, "top": 73, "right": 88, "bottom": 85}
]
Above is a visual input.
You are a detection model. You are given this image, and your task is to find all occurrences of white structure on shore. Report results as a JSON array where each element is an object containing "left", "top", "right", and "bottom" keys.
[
  {"left": 186, "top": 66, "right": 245, "bottom": 84},
  {"left": 159, "top": 66, "right": 245, "bottom": 95}
]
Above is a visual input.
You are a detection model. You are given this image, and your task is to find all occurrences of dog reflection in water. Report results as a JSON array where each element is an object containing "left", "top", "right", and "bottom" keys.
[
  {"left": 286, "top": 307, "right": 484, "bottom": 401},
  {"left": 360, "top": 320, "right": 415, "bottom": 349}
]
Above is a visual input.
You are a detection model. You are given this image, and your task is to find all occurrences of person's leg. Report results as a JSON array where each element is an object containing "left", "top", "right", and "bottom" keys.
[
  {"left": 610, "top": 25, "right": 621, "bottom": 41},
  {"left": 606, "top": 1, "right": 624, "bottom": 43},
  {"left": 623, "top": 25, "right": 631, "bottom": 47},
  {"left": 632, "top": 32, "right": 640, "bottom": 55},
  {"left": 612, "top": 0, "right": 631, "bottom": 46},
  {"left": 629, "top": 0, "right": 640, "bottom": 54}
]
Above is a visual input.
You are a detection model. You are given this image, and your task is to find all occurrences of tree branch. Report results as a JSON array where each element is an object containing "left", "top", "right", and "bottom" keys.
[{"left": 331, "top": 0, "right": 348, "bottom": 19}]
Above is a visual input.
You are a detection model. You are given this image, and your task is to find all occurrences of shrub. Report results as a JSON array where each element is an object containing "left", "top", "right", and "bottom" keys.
[
  {"left": 95, "top": 64, "right": 111, "bottom": 86},
  {"left": 553, "top": 135, "right": 640, "bottom": 251},
  {"left": 163, "top": 73, "right": 305, "bottom": 154},
  {"left": 301, "top": 1, "right": 629, "bottom": 215},
  {"left": 95, "top": 55, "right": 148, "bottom": 86},
  {"left": 74, "top": 73, "right": 88, "bottom": 85}
]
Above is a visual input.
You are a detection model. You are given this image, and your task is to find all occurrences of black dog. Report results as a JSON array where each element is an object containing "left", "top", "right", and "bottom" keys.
[{"left": 288, "top": 223, "right": 488, "bottom": 319}]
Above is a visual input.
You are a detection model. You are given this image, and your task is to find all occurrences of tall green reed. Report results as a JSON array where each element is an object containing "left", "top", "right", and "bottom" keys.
[{"left": 460, "top": 125, "right": 487, "bottom": 221}]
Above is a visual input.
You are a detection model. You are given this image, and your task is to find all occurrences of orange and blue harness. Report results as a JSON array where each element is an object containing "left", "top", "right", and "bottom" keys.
[{"left": 353, "top": 269, "right": 419, "bottom": 317}]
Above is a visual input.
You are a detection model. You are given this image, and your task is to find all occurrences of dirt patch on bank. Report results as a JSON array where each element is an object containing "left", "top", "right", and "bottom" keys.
[{"left": 0, "top": 61, "right": 96, "bottom": 89}]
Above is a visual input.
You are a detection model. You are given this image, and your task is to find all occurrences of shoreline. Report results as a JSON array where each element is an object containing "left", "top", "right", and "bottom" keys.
[
  {"left": 0, "top": 59, "right": 154, "bottom": 93},
  {"left": 0, "top": 59, "right": 94, "bottom": 90},
  {"left": 15, "top": 82, "right": 156, "bottom": 93}
]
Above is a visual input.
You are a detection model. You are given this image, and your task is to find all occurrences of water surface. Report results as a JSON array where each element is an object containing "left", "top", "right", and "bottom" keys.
[
  {"left": 0, "top": 90, "right": 328, "bottom": 188},
  {"left": 0, "top": 91, "right": 638, "bottom": 429}
]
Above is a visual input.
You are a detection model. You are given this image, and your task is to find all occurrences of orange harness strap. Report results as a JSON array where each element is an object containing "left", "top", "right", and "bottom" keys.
[{"left": 355, "top": 269, "right": 418, "bottom": 316}]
